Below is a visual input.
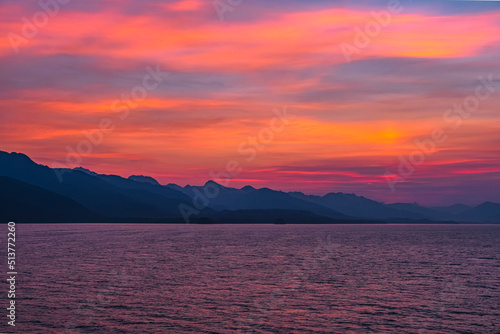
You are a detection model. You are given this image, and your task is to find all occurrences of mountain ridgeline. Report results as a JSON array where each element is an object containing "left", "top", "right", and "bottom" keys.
[{"left": 0, "top": 151, "right": 498, "bottom": 223}]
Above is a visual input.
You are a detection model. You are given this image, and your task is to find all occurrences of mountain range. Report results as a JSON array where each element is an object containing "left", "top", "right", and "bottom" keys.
[{"left": 0, "top": 150, "right": 499, "bottom": 223}]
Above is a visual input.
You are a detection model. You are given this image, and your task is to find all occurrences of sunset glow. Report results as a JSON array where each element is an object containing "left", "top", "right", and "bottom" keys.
[{"left": 1, "top": 0, "right": 500, "bottom": 205}]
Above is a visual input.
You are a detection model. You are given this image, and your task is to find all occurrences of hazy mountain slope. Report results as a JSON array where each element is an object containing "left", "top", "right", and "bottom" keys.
[
  {"left": 0, "top": 176, "right": 100, "bottom": 222},
  {"left": 460, "top": 202, "right": 500, "bottom": 222},
  {"left": 431, "top": 204, "right": 472, "bottom": 216},
  {"left": 385, "top": 203, "right": 449, "bottom": 221},
  {"left": 181, "top": 182, "right": 350, "bottom": 219},
  {"left": 205, "top": 209, "right": 347, "bottom": 224},
  {"left": 289, "top": 192, "right": 428, "bottom": 220}
]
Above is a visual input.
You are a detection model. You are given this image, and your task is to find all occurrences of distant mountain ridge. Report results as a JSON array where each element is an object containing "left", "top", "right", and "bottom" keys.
[
  {"left": 0, "top": 151, "right": 192, "bottom": 220},
  {"left": 173, "top": 181, "right": 349, "bottom": 219},
  {"left": 0, "top": 150, "right": 499, "bottom": 223}
]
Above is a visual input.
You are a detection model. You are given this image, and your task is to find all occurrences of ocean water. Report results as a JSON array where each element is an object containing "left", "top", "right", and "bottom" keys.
[{"left": 2, "top": 224, "right": 500, "bottom": 333}]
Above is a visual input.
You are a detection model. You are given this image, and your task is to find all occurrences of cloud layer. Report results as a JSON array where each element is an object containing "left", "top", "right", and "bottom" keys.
[{"left": 1, "top": 0, "right": 500, "bottom": 205}]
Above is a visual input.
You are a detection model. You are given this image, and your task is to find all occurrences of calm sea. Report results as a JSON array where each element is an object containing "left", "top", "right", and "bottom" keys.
[{"left": 2, "top": 224, "right": 500, "bottom": 333}]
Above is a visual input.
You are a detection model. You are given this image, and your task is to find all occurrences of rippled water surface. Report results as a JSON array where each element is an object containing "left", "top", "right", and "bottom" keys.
[{"left": 3, "top": 224, "right": 500, "bottom": 333}]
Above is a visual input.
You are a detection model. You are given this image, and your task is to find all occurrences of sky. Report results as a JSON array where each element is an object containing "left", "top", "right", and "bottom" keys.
[{"left": 1, "top": 0, "right": 500, "bottom": 206}]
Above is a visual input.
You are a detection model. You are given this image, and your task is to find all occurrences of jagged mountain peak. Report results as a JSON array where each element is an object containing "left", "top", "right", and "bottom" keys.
[
  {"left": 74, "top": 167, "right": 98, "bottom": 176},
  {"left": 129, "top": 175, "right": 160, "bottom": 186}
]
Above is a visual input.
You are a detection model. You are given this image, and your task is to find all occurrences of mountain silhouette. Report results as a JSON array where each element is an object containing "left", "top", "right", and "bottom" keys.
[
  {"left": 459, "top": 202, "right": 500, "bottom": 222},
  {"left": 289, "top": 192, "right": 427, "bottom": 220},
  {"left": 0, "top": 151, "right": 191, "bottom": 220},
  {"left": 128, "top": 175, "right": 161, "bottom": 186},
  {"left": 0, "top": 150, "right": 499, "bottom": 223},
  {"left": 175, "top": 181, "right": 349, "bottom": 219},
  {"left": 430, "top": 204, "right": 472, "bottom": 216},
  {"left": 0, "top": 176, "right": 99, "bottom": 222}
]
